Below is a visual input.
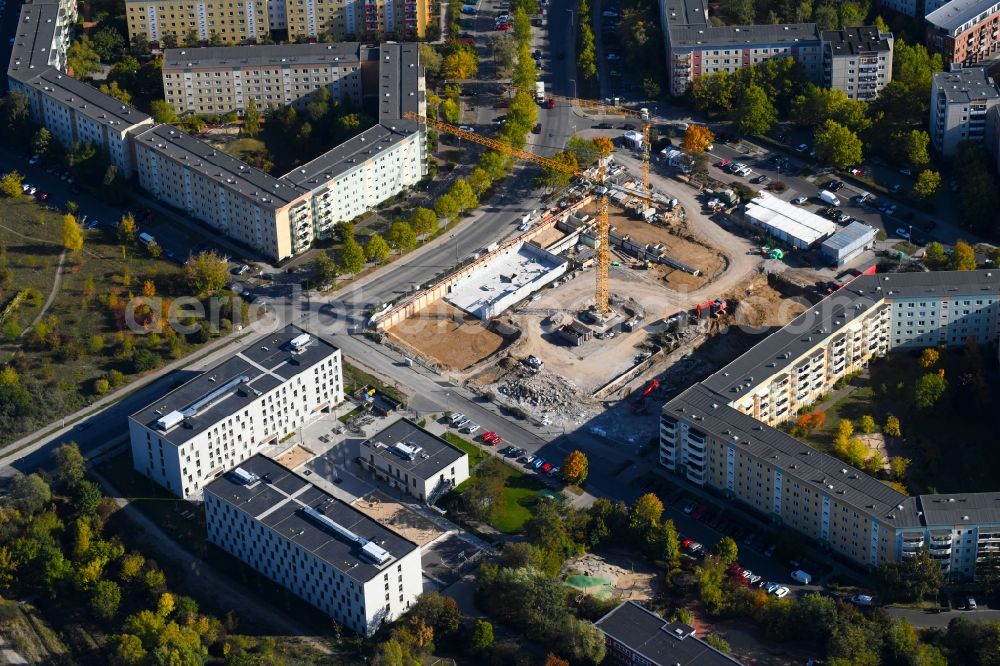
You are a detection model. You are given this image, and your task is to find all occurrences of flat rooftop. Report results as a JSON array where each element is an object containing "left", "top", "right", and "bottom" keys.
[
  {"left": 133, "top": 124, "right": 309, "bottom": 208},
  {"left": 205, "top": 454, "right": 417, "bottom": 582},
  {"left": 23, "top": 69, "right": 151, "bottom": 130},
  {"left": 361, "top": 418, "right": 467, "bottom": 479},
  {"left": 926, "top": 0, "right": 1000, "bottom": 33},
  {"left": 163, "top": 43, "right": 362, "bottom": 70},
  {"left": 280, "top": 124, "right": 418, "bottom": 187},
  {"left": 895, "top": 493, "right": 1000, "bottom": 528},
  {"left": 822, "top": 221, "right": 877, "bottom": 252},
  {"left": 129, "top": 325, "right": 338, "bottom": 445},
  {"left": 595, "top": 601, "right": 740, "bottom": 665},
  {"left": 377, "top": 43, "right": 424, "bottom": 125},
  {"left": 660, "top": 0, "right": 710, "bottom": 28},
  {"left": 669, "top": 22, "right": 820, "bottom": 48},
  {"left": 700, "top": 270, "right": 1000, "bottom": 398},
  {"left": 822, "top": 27, "right": 893, "bottom": 55},
  {"left": 744, "top": 191, "right": 838, "bottom": 246},
  {"left": 445, "top": 241, "right": 567, "bottom": 318},
  {"left": 933, "top": 67, "right": 1000, "bottom": 104},
  {"left": 8, "top": 2, "right": 60, "bottom": 81},
  {"left": 663, "top": 384, "right": 910, "bottom": 518}
]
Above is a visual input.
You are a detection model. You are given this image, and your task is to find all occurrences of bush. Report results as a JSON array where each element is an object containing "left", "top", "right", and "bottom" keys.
[
  {"left": 133, "top": 349, "right": 161, "bottom": 373},
  {"left": 93, "top": 378, "right": 110, "bottom": 394}
]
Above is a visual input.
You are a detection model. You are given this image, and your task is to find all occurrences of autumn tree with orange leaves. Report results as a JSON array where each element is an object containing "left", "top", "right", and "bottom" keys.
[
  {"left": 682, "top": 125, "right": 715, "bottom": 153},
  {"left": 562, "top": 449, "right": 588, "bottom": 485}
]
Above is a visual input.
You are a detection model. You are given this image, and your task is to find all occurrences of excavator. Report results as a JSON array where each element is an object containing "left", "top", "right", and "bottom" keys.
[{"left": 629, "top": 378, "right": 660, "bottom": 414}]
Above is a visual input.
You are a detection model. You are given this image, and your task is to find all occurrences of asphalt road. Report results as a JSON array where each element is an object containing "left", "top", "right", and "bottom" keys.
[{"left": 887, "top": 604, "right": 1000, "bottom": 629}]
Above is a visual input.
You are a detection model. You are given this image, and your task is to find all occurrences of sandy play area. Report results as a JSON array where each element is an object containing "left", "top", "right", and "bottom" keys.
[
  {"left": 388, "top": 300, "right": 510, "bottom": 370},
  {"left": 271, "top": 444, "right": 315, "bottom": 470},
  {"left": 563, "top": 551, "right": 661, "bottom": 603},
  {"left": 351, "top": 491, "right": 443, "bottom": 547}
]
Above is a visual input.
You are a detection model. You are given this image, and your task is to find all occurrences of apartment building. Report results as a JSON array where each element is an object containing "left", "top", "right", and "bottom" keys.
[
  {"left": 822, "top": 27, "right": 894, "bottom": 101},
  {"left": 659, "top": 0, "right": 821, "bottom": 95},
  {"left": 926, "top": 0, "right": 1000, "bottom": 65},
  {"left": 660, "top": 270, "right": 1000, "bottom": 578},
  {"left": 204, "top": 454, "right": 423, "bottom": 636},
  {"left": 162, "top": 43, "right": 364, "bottom": 115},
  {"left": 128, "top": 326, "right": 343, "bottom": 499},
  {"left": 929, "top": 65, "right": 1000, "bottom": 155},
  {"left": 7, "top": 0, "right": 77, "bottom": 80},
  {"left": 283, "top": 0, "right": 432, "bottom": 41},
  {"left": 359, "top": 418, "right": 470, "bottom": 503},
  {"left": 879, "top": 0, "right": 953, "bottom": 16},
  {"left": 124, "top": 0, "right": 269, "bottom": 48},
  {"left": 595, "top": 601, "right": 740, "bottom": 666}
]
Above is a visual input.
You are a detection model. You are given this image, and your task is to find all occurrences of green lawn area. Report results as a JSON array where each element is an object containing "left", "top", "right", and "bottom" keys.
[
  {"left": 219, "top": 137, "right": 267, "bottom": 161},
  {"left": 802, "top": 384, "right": 876, "bottom": 453},
  {"left": 0, "top": 195, "right": 235, "bottom": 446},
  {"left": 452, "top": 442, "right": 548, "bottom": 533},
  {"left": 441, "top": 431, "right": 489, "bottom": 469},
  {"left": 337, "top": 405, "right": 364, "bottom": 423}
]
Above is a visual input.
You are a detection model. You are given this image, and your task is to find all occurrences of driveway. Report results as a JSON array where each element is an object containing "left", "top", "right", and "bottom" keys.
[{"left": 887, "top": 604, "right": 1000, "bottom": 629}]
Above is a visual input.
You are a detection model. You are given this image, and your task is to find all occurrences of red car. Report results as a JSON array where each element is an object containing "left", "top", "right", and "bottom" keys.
[
  {"left": 716, "top": 159, "right": 731, "bottom": 168},
  {"left": 545, "top": 98, "right": 556, "bottom": 109},
  {"left": 495, "top": 23, "right": 510, "bottom": 30},
  {"left": 681, "top": 538, "right": 694, "bottom": 549},
  {"left": 541, "top": 462, "right": 553, "bottom": 473},
  {"left": 37, "top": 191, "right": 48, "bottom": 201},
  {"left": 691, "top": 504, "right": 709, "bottom": 520}
]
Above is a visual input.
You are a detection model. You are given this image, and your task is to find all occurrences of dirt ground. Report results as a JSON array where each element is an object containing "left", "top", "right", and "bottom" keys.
[
  {"left": 727, "top": 276, "right": 809, "bottom": 329},
  {"left": 563, "top": 551, "right": 661, "bottom": 604},
  {"left": 387, "top": 300, "right": 510, "bottom": 371},
  {"left": 580, "top": 201, "right": 726, "bottom": 290},
  {"left": 351, "top": 491, "right": 443, "bottom": 547},
  {"left": 270, "top": 444, "right": 315, "bottom": 470},
  {"left": 531, "top": 225, "right": 568, "bottom": 249}
]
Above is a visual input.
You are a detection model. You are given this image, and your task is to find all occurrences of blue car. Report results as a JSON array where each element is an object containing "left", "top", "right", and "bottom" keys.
[
  {"left": 532, "top": 458, "right": 545, "bottom": 470},
  {"left": 460, "top": 5, "right": 477, "bottom": 13}
]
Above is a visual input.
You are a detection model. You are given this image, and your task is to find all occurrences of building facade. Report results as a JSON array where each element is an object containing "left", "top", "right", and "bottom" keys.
[
  {"left": 128, "top": 326, "right": 343, "bottom": 499},
  {"left": 359, "top": 418, "right": 470, "bottom": 503},
  {"left": 660, "top": 271, "right": 1000, "bottom": 578},
  {"left": 125, "top": 0, "right": 432, "bottom": 47},
  {"left": 879, "top": 0, "right": 952, "bottom": 18},
  {"left": 822, "top": 27, "right": 894, "bottom": 101},
  {"left": 595, "top": 601, "right": 741, "bottom": 665},
  {"left": 926, "top": 0, "right": 1000, "bottom": 65},
  {"left": 161, "top": 43, "right": 365, "bottom": 115},
  {"left": 125, "top": 0, "right": 270, "bottom": 48},
  {"left": 929, "top": 65, "right": 1000, "bottom": 155},
  {"left": 204, "top": 455, "right": 423, "bottom": 636}
]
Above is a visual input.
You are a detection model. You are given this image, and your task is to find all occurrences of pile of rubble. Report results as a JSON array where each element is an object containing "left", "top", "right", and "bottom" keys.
[{"left": 494, "top": 368, "right": 598, "bottom": 425}]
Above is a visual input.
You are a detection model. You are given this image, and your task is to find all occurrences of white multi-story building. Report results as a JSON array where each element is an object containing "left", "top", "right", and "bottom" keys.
[
  {"left": 822, "top": 27, "right": 894, "bottom": 101},
  {"left": 161, "top": 43, "right": 364, "bottom": 115},
  {"left": 204, "top": 454, "right": 423, "bottom": 635},
  {"left": 660, "top": 270, "right": 1000, "bottom": 578},
  {"left": 128, "top": 326, "right": 343, "bottom": 499},
  {"left": 930, "top": 65, "right": 1000, "bottom": 156},
  {"left": 359, "top": 418, "right": 469, "bottom": 503}
]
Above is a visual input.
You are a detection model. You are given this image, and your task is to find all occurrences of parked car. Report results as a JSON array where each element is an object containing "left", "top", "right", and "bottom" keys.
[
  {"left": 851, "top": 594, "right": 874, "bottom": 607},
  {"left": 458, "top": 125, "right": 475, "bottom": 133},
  {"left": 774, "top": 586, "right": 791, "bottom": 598},
  {"left": 751, "top": 175, "right": 769, "bottom": 184},
  {"left": 682, "top": 501, "right": 697, "bottom": 514},
  {"left": 691, "top": 504, "right": 709, "bottom": 520},
  {"left": 541, "top": 463, "right": 553, "bottom": 473},
  {"left": 765, "top": 582, "right": 780, "bottom": 594},
  {"left": 463, "top": 423, "right": 480, "bottom": 434},
  {"left": 899, "top": 167, "right": 912, "bottom": 176},
  {"left": 460, "top": 4, "right": 477, "bottom": 13},
  {"left": 547, "top": 466, "right": 560, "bottom": 477},
  {"left": 716, "top": 159, "right": 731, "bottom": 168},
  {"left": 532, "top": 458, "right": 546, "bottom": 470},
  {"left": 790, "top": 570, "right": 813, "bottom": 585},
  {"left": 449, "top": 413, "right": 465, "bottom": 424},
  {"left": 523, "top": 455, "right": 536, "bottom": 465},
  {"left": 967, "top": 597, "right": 977, "bottom": 610},
  {"left": 594, "top": 122, "right": 613, "bottom": 129},
  {"left": 36, "top": 191, "right": 48, "bottom": 201},
  {"left": 796, "top": 143, "right": 809, "bottom": 152},
  {"left": 791, "top": 196, "right": 808, "bottom": 205},
  {"left": 895, "top": 227, "right": 911, "bottom": 240},
  {"left": 28, "top": 155, "right": 40, "bottom": 166}
]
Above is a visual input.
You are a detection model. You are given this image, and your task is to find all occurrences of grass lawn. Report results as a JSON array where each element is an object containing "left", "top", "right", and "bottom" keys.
[
  {"left": 803, "top": 384, "right": 876, "bottom": 453},
  {"left": 343, "top": 361, "right": 407, "bottom": 405},
  {"left": 453, "top": 451, "right": 548, "bottom": 533},
  {"left": 219, "top": 137, "right": 267, "bottom": 162},
  {"left": 441, "top": 431, "right": 489, "bottom": 469},
  {"left": 337, "top": 405, "right": 364, "bottom": 423}
]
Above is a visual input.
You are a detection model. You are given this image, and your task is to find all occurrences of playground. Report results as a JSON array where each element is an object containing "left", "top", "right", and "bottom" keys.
[{"left": 562, "top": 550, "right": 661, "bottom": 603}]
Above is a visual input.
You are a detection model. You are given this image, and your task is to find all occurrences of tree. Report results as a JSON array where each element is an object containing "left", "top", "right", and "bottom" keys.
[
  {"left": 337, "top": 236, "right": 366, "bottom": 274},
  {"left": 311, "top": 252, "right": 338, "bottom": 289},
  {"left": 243, "top": 98, "right": 261, "bottom": 137},
  {"left": 565, "top": 136, "right": 601, "bottom": 166},
  {"left": 419, "top": 43, "right": 442, "bottom": 79},
  {"left": 913, "top": 170, "right": 941, "bottom": 200},
  {"left": 814, "top": 119, "right": 863, "bottom": 169},
  {"left": 858, "top": 415, "right": 877, "bottom": 434},
  {"left": 32, "top": 128, "right": 53, "bottom": 160},
  {"left": 884, "top": 414, "right": 902, "bottom": 438},
  {"left": 470, "top": 619, "right": 494, "bottom": 651},
  {"left": 714, "top": 536, "right": 739, "bottom": 565},
  {"left": 890, "top": 456, "right": 910, "bottom": 481},
  {"left": 545, "top": 655, "right": 569, "bottom": 666},
  {"left": 434, "top": 192, "right": 460, "bottom": 221},
  {"left": 537, "top": 150, "right": 578, "bottom": 191},
  {"left": 924, "top": 241, "right": 947, "bottom": 267},
  {"left": 441, "top": 49, "right": 478, "bottom": 79},
  {"left": 449, "top": 179, "right": 478, "bottom": 212},
  {"left": 439, "top": 98, "right": 460, "bottom": 124},
  {"left": 723, "top": 0, "right": 755, "bottom": 23},
  {"left": 115, "top": 634, "right": 147, "bottom": 665},
  {"left": 733, "top": 85, "right": 777, "bottom": 136},
  {"left": 560, "top": 450, "right": 588, "bottom": 486},
  {"left": 630, "top": 493, "right": 664, "bottom": 532},
  {"left": 682, "top": 125, "right": 715, "bottom": 153},
  {"left": 950, "top": 240, "right": 976, "bottom": 270},
  {"left": 119, "top": 553, "right": 145, "bottom": 582},
  {"left": 833, "top": 418, "right": 854, "bottom": 450},
  {"left": 901, "top": 129, "right": 931, "bottom": 167},
  {"left": 914, "top": 372, "right": 947, "bottom": 408},
  {"left": 874, "top": 550, "right": 944, "bottom": 602},
  {"left": 149, "top": 100, "right": 178, "bottom": 124},
  {"left": 67, "top": 36, "right": 101, "bottom": 78},
  {"left": 386, "top": 221, "right": 416, "bottom": 252},
  {"left": 62, "top": 214, "right": 84, "bottom": 252},
  {"left": 184, "top": 250, "right": 229, "bottom": 295},
  {"left": 117, "top": 212, "right": 138, "bottom": 244},
  {"left": 99, "top": 80, "right": 133, "bottom": 106},
  {"left": 365, "top": 234, "right": 391, "bottom": 264},
  {"left": 467, "top": 167, "right": 492, "bottom": 196},
  {"left": 7, "top": 473, "right": 51, "bottom": 515},
  {"left": 704, "top": 634, "right": 731, "bottom": 654},
  {"left": 864, "top": 450, "right": 886, "bottom": 475},
  {"left": 401, "top": 209, "right": 435, "bottom": 241},
  {"left": 92, "top": 27, "right": 126, "bottom": 61},
  {"left": 0, "top": 171, "right": 23, "bottom": 198},
  {"left": 919, "top": 348, "right": 940, "bottom": 369},
  {"left": 91, "top": 579, "right": 122, "bottom": 620}
]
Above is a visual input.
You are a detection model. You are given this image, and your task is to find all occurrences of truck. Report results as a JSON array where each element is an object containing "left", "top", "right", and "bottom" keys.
[
  {"left": 138, "top": 232, "right": 156, "bottom": 248},
  {"left": 535, "top": 82, "right": 545, "bottom": 103},
  {"left": 640, "top": 107, "right": 650, "bottom": 121},
  {"left": 819, "top": 190, "right": 841, "bottom": 207}
]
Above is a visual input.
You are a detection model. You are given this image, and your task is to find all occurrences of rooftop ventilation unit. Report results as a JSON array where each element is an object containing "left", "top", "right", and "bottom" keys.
[
  {"left": 288, "top": 332, "right": 312, "bottom": 352},
  {"left": 393, "top": 442, "right": 422, "bottom": 461},
  {"left": 301, "top": 506, "right": 392, "bottom": 565},
  {"left": 231, "top": 466, "right": 260, "bottom": 485}
]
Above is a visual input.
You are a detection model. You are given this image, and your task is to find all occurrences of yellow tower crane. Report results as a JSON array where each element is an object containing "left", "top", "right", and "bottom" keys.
[
  {"left": 404, "top": 112, "right": 661, "bottom": 314},
  {"left": 513, "top": 89, "right": 653, "bottom": 195}
]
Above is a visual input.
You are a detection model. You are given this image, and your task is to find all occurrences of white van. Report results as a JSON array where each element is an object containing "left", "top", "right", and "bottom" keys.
[
  {"left": 818, "top": 190, "right": 841, "bottom": 207},
  {"left": 791, "top": 570, "right": 813, "bottom": 585}
]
